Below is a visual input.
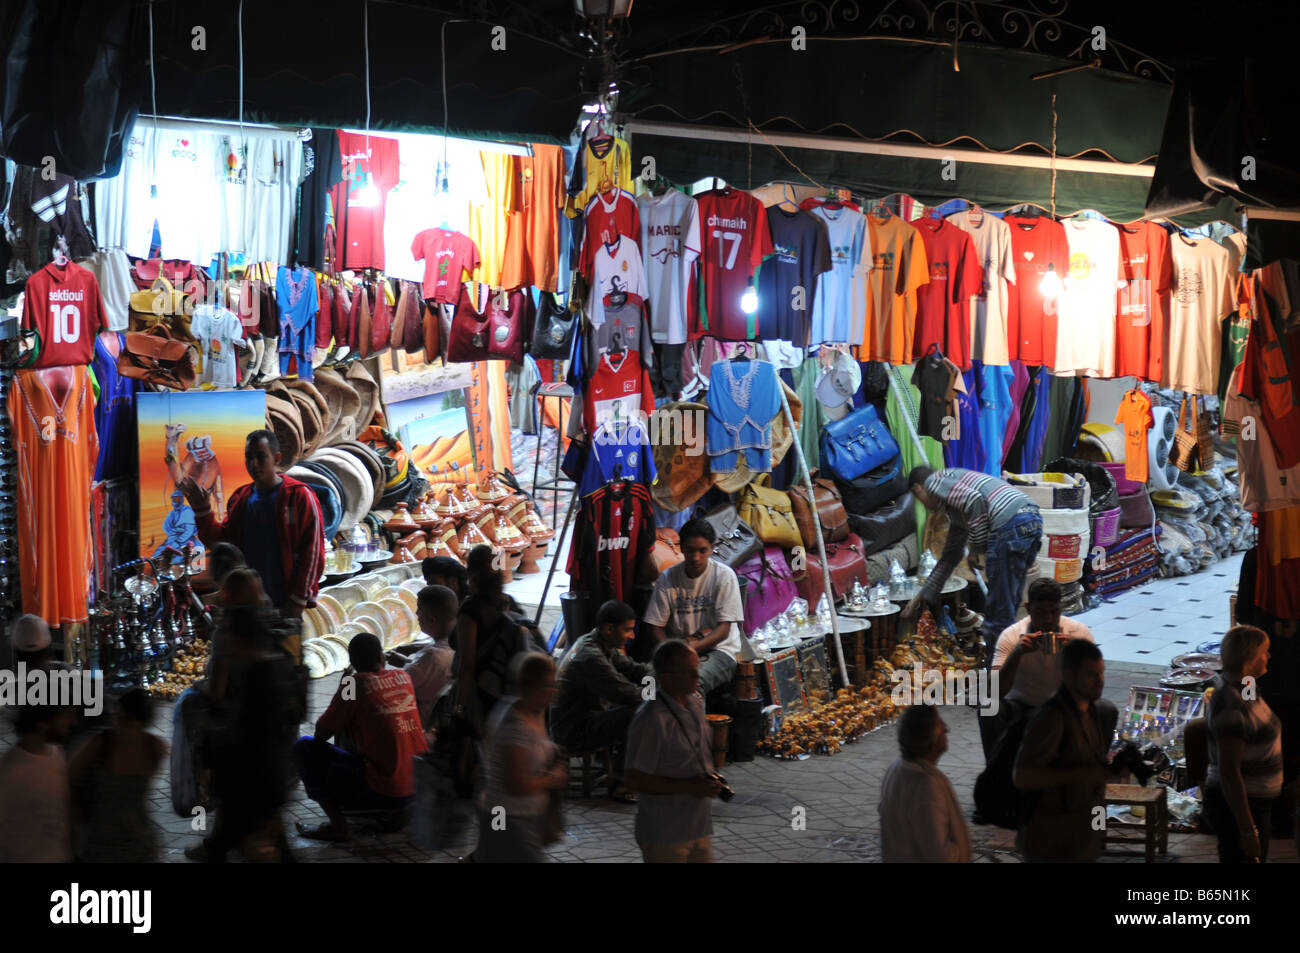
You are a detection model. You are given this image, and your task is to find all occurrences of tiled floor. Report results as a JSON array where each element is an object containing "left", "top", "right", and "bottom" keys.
[{"left": 1075, "top": 552, "right": 1241, "bottom": 668}]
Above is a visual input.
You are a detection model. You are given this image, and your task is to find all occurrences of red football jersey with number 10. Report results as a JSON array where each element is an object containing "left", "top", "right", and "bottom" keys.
[
  {"left": 693, "top": 188, "right": 773, "bottom": 341},
  {"left": 22, "top": 262, "right": 106, "bottom": 368}
]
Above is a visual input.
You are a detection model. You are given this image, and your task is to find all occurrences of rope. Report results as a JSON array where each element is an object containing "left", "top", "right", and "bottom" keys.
[{"left": 746, "top": 122, "right": 828, "bottom": 192}]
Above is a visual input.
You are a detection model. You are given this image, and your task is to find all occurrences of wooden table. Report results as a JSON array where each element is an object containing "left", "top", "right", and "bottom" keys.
[{"left": 1103, "top": 783, "right": 1169, "bottom": 862}]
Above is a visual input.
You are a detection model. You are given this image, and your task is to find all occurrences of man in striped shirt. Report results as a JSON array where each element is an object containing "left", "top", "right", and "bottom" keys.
[{"left": 904, "top": 466, "right": 1041, "bottom": 654}]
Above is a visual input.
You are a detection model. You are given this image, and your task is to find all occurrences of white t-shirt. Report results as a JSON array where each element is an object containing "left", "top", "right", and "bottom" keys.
[
  {"left": 643, "top": 559, "right": 745, "bottom": 658},
  {"left": 77, "top": 248, "right": 135, "bottom": 332},
  {"left": 638, "top": 190, "right": 702, "bottom": 345},
  {"left": 406, "top": 639, "right": 454, "bottom": 728},
  {"left": 480, "top": 698, "right": 555, "bottom": 819},
  {"left": 1056, "top": 217, "right": 1121, "bottom": 377},
  {"left": 1165, "top": 236, "right": 1236, "bottom": 395},
  {"left": 589, "top": 235, "right": 647, "bottom": 327},
  {"left": 809, "top": 206, "right": 869, "bottom": 346},
  {"left": 991, "top": 616, "right": 1094, "bottom": 706},
  {"left": 191, "top": 304, "right": 247, "bottom": 387},
  {"left": 948, "top": 210, "right": 1016, "bottom": 366},
  {"left": 0, "top": 743, "right": 72, "bottom": 863},
  {"left": 222, "top": 135, "right": 305, "bottom": 263}
]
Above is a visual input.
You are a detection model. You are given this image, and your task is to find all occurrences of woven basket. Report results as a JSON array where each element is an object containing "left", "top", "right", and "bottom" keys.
[
  {"left": 1004, "top": 472, "right": 1088, "bottom": 510},
  {"left": 1093, "top": 507, "right": 1122, "bottom": 547},
  {"left": 1040, "top": 506, "right": 1090, "bottom": 537},
  {"left": 1036, "top": 554, "right": 1084, "bottom": 583},
  {"left": 1100, "top": 461, "right": 1142, "bottom": 497}
]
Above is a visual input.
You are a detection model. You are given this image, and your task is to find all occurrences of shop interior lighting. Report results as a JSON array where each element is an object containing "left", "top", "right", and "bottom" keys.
[{"left": 740, "top": 280, "right": 758, "bottom": 315}]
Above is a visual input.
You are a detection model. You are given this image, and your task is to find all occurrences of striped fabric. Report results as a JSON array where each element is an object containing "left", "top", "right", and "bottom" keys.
[{"left": 921, "top": 468, "right": 1032, "bottom": 602}]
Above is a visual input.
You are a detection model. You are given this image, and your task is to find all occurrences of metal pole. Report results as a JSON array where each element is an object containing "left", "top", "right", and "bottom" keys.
[
  {"left": 778, "top": 384, "right": 849, "bottom": 688},
  {"left": 533, "top": 481, "right": 582, "bottom": 628}
]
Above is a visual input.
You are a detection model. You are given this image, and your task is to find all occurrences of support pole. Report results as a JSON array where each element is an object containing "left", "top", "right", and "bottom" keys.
[
  {"left": 779, "top": 384, "right": 849, "bottom": 688},
  {"left": 533, "top": 481, "right": 583, "bottom": 629}
]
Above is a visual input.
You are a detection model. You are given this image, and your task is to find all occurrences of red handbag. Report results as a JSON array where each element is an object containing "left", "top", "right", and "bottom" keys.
[
  {"left": 488, "top": 288, "right": 529, "bottom": 364},
  {"left": 446, "top": 283, "right": 493, "bottom": 363},
  {"left": 793, "top": 531, "right": 870, "bottom": 608},
  {"left": 370, "top": 279, "right": 393, "bottom": 356}
]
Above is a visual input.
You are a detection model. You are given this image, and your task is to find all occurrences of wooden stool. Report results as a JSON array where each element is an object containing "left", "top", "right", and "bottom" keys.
[
  {"left": 1103, "top": 783, "right": 1169, "bottom": 862},
  {"left": 565, "top": 748, "right": 614, "bottom": 799}
]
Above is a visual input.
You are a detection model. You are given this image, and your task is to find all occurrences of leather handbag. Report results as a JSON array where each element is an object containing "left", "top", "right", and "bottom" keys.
[
  {"left": 446, "top": 284, "right": 492, "bottom": 363},
  {"left": 489, "top": 288, "right": 530, "bottom": 364},
  {"left": 736, "top": 476, "right": 802, "bottom": 549},
  {"left": 835, "top": 456, "right": 906, "bottom": 514},
  {"left": 700, "top": 504, "right": 761, "bottom": 569},
  {"left": 530, "top": 291, "right": 576, "bottom": 359},
  {"left": 736, "top": 546, "right": 797, "bottom": 636},
  {"left": 117, "top": 325, "right": 196, "bottom": 390},
  {"left": 819, "top": 403, "right": 900, "bottom": 482},
  {"left": 650, "top": 527, "right": 685, "bottom": 576},
  {"left": 793, "top": 532, "right": 870, "bottom": 609},
  {"left": 370, "top": 280, "right": 394, "bottom": 356},
  {"left": 789, "top": 470, "right": 850, "bottom": 546},
  {"left": 847, "top": 492, "right": 916, "bottom": 557},
  {"left": 649, "top": 402, "right": 714, "bottom": 513},
  {"left": 1170, "top": 396, "right": 1213, "bottom": 472}
]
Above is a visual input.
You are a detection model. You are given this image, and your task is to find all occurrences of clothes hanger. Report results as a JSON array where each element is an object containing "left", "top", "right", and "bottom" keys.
[
  {"left": 605, "top": 276, "right": 628, "bottom": 309},
  {"left": 776, "top": 183, "right": 799, "bottom": 212},
  {"left": 52, "top": 235, "right": 69, "bottom": 267},
  {"left": 732, "top": 341, "right": 752, "bottom": 362},
  {"left": 1005, "top": 203, "right": 1053, "bottom": 219}
]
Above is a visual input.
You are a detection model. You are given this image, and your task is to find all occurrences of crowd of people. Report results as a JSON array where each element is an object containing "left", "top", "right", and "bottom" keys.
[{"left": 0, "top": 442, "right": 1291, "bottom": 864}]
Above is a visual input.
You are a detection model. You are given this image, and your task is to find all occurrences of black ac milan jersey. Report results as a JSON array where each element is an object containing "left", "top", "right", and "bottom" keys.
[{"left": 567, "top": 480, "right": 655, "bottom": 604}]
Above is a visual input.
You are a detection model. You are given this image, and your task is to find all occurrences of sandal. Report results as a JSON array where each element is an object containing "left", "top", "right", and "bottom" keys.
[
  {"left": 295, "top": 821, "right": 351, "bottom": 843},
  {"left": 607, "top": 785, "right": 638, "bottom": 804}
]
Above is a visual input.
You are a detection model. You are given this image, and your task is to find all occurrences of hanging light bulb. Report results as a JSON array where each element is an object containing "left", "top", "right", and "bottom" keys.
[
  {"left": 740, "top": 279, "right": 758, "bottom": 315},
  {"left": 1039, "top": 262, "right": 1064, "bottom": 298}
]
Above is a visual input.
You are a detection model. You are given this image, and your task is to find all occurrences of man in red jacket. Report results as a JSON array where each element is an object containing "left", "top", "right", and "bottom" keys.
[{"left": 181, "top": 429, "right": 324, "bottom": 618}]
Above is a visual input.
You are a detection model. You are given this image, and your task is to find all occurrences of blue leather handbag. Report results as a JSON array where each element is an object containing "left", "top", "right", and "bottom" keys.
[{"left": 819, "top": 404, "right": 900, "bottom": 482}]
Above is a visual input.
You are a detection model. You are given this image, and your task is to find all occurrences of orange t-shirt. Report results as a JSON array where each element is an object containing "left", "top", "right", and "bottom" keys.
[
  {"left": 858, "top": 211, "right": 929, "bottom": 364},
  {"left": 1114, "top": 389, "right": 1154, "bottom": 483},
  {"left": 500, "top": 144, "right": 566, "bottom": 292},
  {"left": 12, "top": 366, "right": 98, "bottom": 626}
]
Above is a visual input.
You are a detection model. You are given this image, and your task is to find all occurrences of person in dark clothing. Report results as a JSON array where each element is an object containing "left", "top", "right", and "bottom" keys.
[
  {"left": 454, "top": 546, "right": 531, "bottom": 735},
  {"left": 1012, "top": 639, "right": 1119, "bottom": 862},
  {"left": 423, "top": 555, "right": 468, "bottom": 601},
  {"left": 552, "top": 600, "right": 652, "bottom": 801},
  {"left": 189, "top": 605, "right": 301, "bottom": 862}
]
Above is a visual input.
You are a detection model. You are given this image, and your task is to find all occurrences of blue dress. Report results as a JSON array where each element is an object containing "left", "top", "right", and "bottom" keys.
[
  {"left": 706, "top": 359, "right": 781, "bottom": 474},
  {"left": 91, "top": 332, "right": 141, "bottom": 482}
]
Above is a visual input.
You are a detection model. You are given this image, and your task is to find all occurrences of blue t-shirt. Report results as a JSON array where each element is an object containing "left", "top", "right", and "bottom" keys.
[
  {"left": 579, "top": 421, "right": 656, "bottom": 496},
  {"left": 244, "top": 484, "right": 286, "bottom": 607}
]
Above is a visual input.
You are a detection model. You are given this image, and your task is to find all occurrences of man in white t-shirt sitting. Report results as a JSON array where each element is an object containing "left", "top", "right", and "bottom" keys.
[
  {"left": 644, "top": 519, "right": 744, "bottom": 697},
  {"left": 991, "top": 578, "right": 1095, "bottom": 708}
]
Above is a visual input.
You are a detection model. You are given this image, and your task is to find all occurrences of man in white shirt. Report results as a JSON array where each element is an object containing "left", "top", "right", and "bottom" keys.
[
  {"left": 0, "top": 703, "right": 77, "bottom": 863},
  {"left": 991, "top": 578, "right": 1095, "bottom": 708},
  {"left": 644, "top": 519, "right": 745, "bottom": 696},
  {"left": 879, "top": 705, "right": 972, "bottom": 862},
  {"left": 625, "top": 640, "right": 724, "bottom": 862},
  {"left": 388, "top": 585, "right": 457, "bottom": 741}
]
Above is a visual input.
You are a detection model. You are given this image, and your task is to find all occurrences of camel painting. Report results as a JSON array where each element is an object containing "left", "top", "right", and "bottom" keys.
[{"left": 164, "top": 423, "right": 225, "bottom": 519}]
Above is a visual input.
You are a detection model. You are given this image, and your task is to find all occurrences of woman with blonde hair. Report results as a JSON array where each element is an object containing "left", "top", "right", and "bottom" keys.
[{"left": 1204, "top": 625, "right": 1281, "bottom": 862}]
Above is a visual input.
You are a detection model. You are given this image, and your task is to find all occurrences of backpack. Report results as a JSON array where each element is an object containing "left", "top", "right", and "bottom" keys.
[{"left": 973, "top": 701, "right": 1038, "bottom": 829}]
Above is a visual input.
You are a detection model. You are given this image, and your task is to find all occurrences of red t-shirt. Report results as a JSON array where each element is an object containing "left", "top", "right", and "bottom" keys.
[
  {"left": 410, "top": 228, "right": 480, "bottom": 302},
  {"left": 583, "top": 349, "right": 656, "bottom": 435},
  {"left": 22, "top": 262, "right": 106, "bottom": 368},
  {"left": 580, "top": 190, "right": 641, "bottom": 281},
  {"left": 1114, "top": 221, "right": 1172, "bottom": 382},
  {"left": 1004, "top": 215, "right": 1069, "bottom": 367},
  {"left": 331, "top": 132, "right": 401, "bottom": 272},
  {"left": 694, "top": 189, "right": 773, "bottom": 341},
  {"left": 316, "top": 667, "right": 428, "bottom": 798},
  {"left": 912, "top": 217, "right": 983, "bottom": 369}
]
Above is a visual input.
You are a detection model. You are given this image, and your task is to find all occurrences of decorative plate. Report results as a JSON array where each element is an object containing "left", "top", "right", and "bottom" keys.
[
  {"left": 319, "top": 639, "right": 349, "bottom": 674},
  {"left": 1171, "top": 653, "right": 1221, "bottom": 671},
  {"left": 316, "top": 593, "right": 346, "bottom": 628},
  {"left": 302, "top": 642, "right": 330, "bottom": 679},
  {"left": 328, "top": 582, "right": 367, "bottom": 609},
  {"left": 377, "top": 596, "right": 417, "bottom": 647},
  {"left": 348, "top": 601, "right": 390, "bottom": 640},
  {"left": 1196, "top": 640, "right": 1223, "bottom": 656},
  {"left": 1159, "top": 668, "right": 1216, "bottom": 688},
  {"left": 393, "top": 586, "right": 418, "bottom": 614},
  {"left": 400, "top": 577, "right": 425, "bottom": 594},
  {"left": 354, "top": 574, "right": 389, "bottom": 601}
]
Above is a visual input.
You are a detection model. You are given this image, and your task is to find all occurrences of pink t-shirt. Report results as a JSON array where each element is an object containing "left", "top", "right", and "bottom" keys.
[{"left": 411, "top": 228, "right": 481, "bottom": 303}]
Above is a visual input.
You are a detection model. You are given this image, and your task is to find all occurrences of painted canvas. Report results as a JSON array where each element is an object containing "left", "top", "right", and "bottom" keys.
[{"left": 136, "top": 389, "right": 267, "bottom": 567}]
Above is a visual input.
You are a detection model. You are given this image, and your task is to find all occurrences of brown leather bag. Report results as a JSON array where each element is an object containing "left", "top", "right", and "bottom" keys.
[
  {"left": 789, "top": 470, "right": 850, "bottom": 546},
  {"left": 650, "top": 527, "right": 685, "bottom": 576},
  {"left": 117, "top": 326, "right": 196, "bottom": 390}
]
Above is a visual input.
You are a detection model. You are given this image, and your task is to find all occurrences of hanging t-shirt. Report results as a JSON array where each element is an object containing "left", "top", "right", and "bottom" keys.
[
  {"left": 637, "top": 190, "right": 702, "bottom": 345},
  {"left": 295, "top": 128, "right": 343, "bottom": 270},
  {"left": 468, "top": 152, "right": 515, "bottom": 288},
  {"left": 694, "top": 188, "right": 774, "bottom": 341},
  {"left": 331, "top": 132, "right": 401, "bottom": 271},
  {"left": 76, "top": 249, "right": 134, "bottom": 332},
  {"left": 1056, "top": 217, "right": 1122, "bottom": 378},
  {"left": 861, "top": 210, "right": 929, "bottom": 365},
  {"left": 499, "top": 143, "right": 567, "bottom": 292},
  {"left": 1114, "top": 389, "right": 1154, "bottom": 483},
  {"left": 580, "top": 189, "right": 641, "bottom": 281},
  {"left": 583, "top": 349, "right": 657, "bottom": 434},
  {"left": 221, "top": 135, "right": 305, "bottom": 264},
  {"left": 588, "top": 235, "right": 647, "bottom": 327},
  {"left": 1114, "top": 220, "right": 1173, "bottom": 382},
  {"left": 807, "top": 204, "right": 868, "bottom": 346},
  {"left": 21, "top": 261, "right": 106, "bottom": 368},
  {"left": 566, "top": 480, "right": 655, "bottom": 605},
  {"left": 1166, "top": 234, "right": 1237, "bottom": 395},
  {"left": 912, "top": 217, "right": 983, "bottom": 369},
  {"left": 586, "top": 293, "right": 654, "bottom": 369},
  {"left": 191, "top": 304, "right": 247, "bottom": 388},
  {"left": 410, "top": 228, "right": 480, "bottom": 302},
  {"left": 567, "top": 134, "right": 633, "bottom": 218},
  {"left": 760, "top": 205, "right": 831, "bottom": 346},
  {"left": 947, "top": 209, "right": 1016, "bottom": 366},
  {"left": 911, "top": 352, "right": 962, "bottom": 442},
  {"left": 1004, "top": 215, "right": 1069, "bottom": 367},
  {"left": 579, "top": 420, "right": 658, "bottom": 496}
]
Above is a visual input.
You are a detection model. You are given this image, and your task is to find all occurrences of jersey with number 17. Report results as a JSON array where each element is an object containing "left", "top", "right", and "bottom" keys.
[
  {"left": 22, "top": 262, "right": 106, "bottom": 368},
  {"left": 693, "top": 188, "right": 773, "bottom": 341}
]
